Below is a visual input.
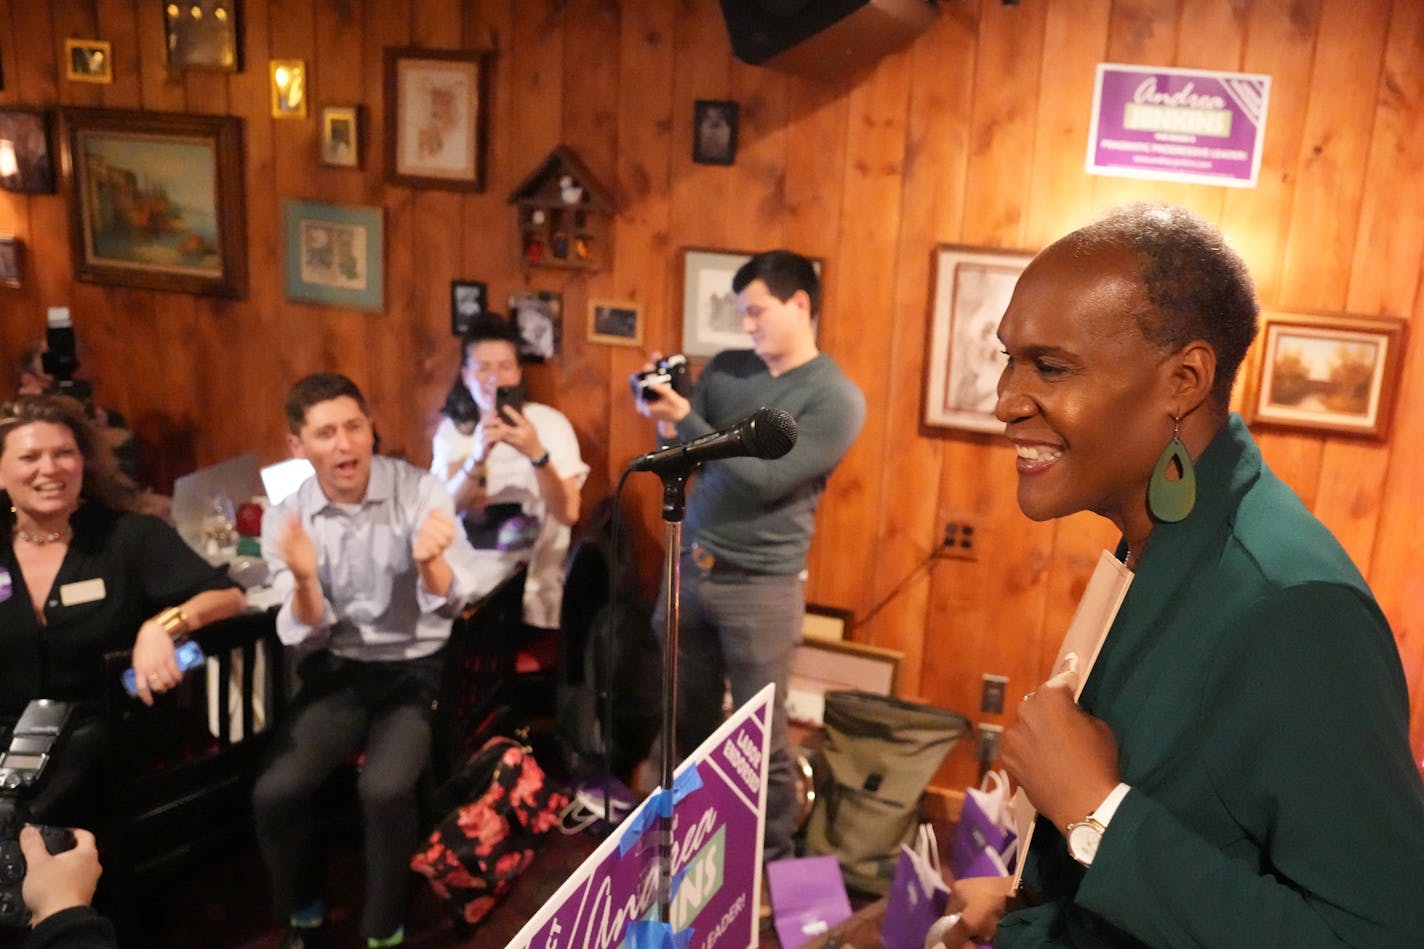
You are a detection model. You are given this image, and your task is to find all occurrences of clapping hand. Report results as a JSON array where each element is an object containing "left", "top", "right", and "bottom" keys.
[{"left": 412, "top": 508, "right": 456, "bottom": 565}]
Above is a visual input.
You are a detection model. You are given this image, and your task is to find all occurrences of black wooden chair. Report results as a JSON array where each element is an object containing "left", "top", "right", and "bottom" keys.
[
  {"left": 99, "top": 609, "right": 284, "bottom": 906},
  {"left": 430, "top": 563, "right": 529, "bottom": 781}
]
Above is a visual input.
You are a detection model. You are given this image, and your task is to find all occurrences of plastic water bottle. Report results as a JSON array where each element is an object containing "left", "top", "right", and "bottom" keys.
[{"left": 122, "top": 640, "right": 206, "bottom": 697}]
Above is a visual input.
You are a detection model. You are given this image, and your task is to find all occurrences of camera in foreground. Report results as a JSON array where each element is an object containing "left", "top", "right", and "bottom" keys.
[
  {"left": 0, "top": 700, "right": 78, "bottom": 928},
  {"left": 629, "top": 354, "right": 692, "bottom": 402}
]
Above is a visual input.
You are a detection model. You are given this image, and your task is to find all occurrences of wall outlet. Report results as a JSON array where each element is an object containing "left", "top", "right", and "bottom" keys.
[
  {"left": 976, "top": 722, "right": 1004, "bottom": 763},
  {"left": 981, "top": 673, "right": 1008, "bottom": 714},
  {"left": 943, "top": 520, "right": 977, "bottom": 560}
]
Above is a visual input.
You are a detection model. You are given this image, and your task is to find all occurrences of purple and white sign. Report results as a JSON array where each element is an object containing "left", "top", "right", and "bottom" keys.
[
  {"left": 1087, "top": 63, "right": 1270, "bottom": 188},
  {"left": 509, "top": 684, "right": 774, "bottom": 949}
]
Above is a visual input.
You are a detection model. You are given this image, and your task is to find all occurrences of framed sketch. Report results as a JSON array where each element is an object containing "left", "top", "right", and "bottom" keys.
[
  {"left": 63, "top": 108, "right": 247, "bottom": 298},
  {"left": 283, "top": 200, "right": 384, "bottom": 312},
  {"left": 164, "top": 0, "right": 241, "bottom": 72},
  {"left": 692, "top": 99, "right": 738, "bottom": 166},
  {"left": 321, "top": 106, "right": 360, "bottom": 167},
  {"left": 1246, "top": 312, "right": 1406, "bottom": 440},
  {"left": 924, "top": 244, "right": 1033, "bottom": 434},
  {"left": 680, "top": 248, "right": 823, "bottom": 358},
  {"left": 0, "top": 109, "right": 56, "bottom": 194},
  {"left": 384, "top": 47, "right": 489, "bottom": 192},
  {"left": 803, "top": 603, "right": 854, "bottom": 643},
  {"left": 450, "top": 279, "right": 487, "bottom": 336},
  {"left": 0, "top": 237, "right": 21, "bottom": 288},
  {"left": 785, "top": 639, "right": 902, "bottom": 727},
  {"left": 66, "top": 40, "right": 112, "bottom": 84},
  {"left": 588, "top": 299, "right": 642, "bottom": 347},
  {"left": 509, "top": 290, "right": 562, "bottom": 362}
]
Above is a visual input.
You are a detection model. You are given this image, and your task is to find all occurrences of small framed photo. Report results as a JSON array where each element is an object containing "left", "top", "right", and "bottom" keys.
[
  {"left": 692, "top": 99, "right": 738, "bottom": 166},
  {"left": 269, "top": 59, "right": 308, "bottom": 118},
  {"left": 385, "top": 47, "right": 489, "bottom": 192},
  {"left": 450, "top": 279, "right": 487, "bottom": 336},
  {"left": 283, "top": 200, "right": 384, "bottom": 312},
  {"left": 924, "top": 244, "right": 1035, "bottom": 434},
  {"left": 509, "top": 290, "right": 562, "bottom": 362},
  {"left": 164, "top": 0, "right": 241, "bottom": 72},
  {"left": 785, "top": 639, "right": 902, "bottom": 727},
  {"left": 1246, "top": 312, "right": 1406, "bottom": 440},
  {"left": 0, "top": 237, "right": 22, "bottom": 289},
  {"left": 0, "top": 109, "right": 56, "bottom": 194},
  {"left": 66, "top": 39, "right": 113, "bottom": 84},
  {"left": 588, "top": 299, "right": 643, "bottom": 347},
  {"left": 321, "top": 106, "right": 360, "bottom": 167}
]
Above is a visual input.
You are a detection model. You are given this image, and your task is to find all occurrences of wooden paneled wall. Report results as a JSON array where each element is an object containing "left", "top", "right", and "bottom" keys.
[{"left": 2, "top": 0, "right": 1421, "bottom": 790}]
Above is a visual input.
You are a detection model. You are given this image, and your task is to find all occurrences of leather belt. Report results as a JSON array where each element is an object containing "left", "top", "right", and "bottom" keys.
[{"left": 689, "top": 542, "right": 761, "bottom": 577}]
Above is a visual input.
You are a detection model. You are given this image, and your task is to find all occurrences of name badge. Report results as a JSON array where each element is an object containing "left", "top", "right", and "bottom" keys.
[{"left": 59, "top": 578, "right": 107, "bottom": 606}]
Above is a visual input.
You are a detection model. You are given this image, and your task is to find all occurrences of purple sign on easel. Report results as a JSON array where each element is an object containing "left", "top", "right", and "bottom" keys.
[
  {"left": 509, "top": 684, "right": 774, "bottom": 949},
  {"left": 1087, "top": 63, "right": 1271, "bottom": 188}
]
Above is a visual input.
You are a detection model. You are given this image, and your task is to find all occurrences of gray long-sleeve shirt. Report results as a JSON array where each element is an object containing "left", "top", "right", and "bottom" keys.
[{"left": 671, "top": 350, "right": 865, "bottom": 575}]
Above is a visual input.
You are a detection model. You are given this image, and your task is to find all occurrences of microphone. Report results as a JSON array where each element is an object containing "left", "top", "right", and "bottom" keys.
[{"left": 629, "top": 406, "right": 798, "bottom": 475}]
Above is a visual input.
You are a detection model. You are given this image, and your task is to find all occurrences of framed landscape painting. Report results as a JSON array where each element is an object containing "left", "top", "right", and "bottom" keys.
[
  {"left": 1247, "top": 312, "right": 1405, "bottom": 440},
  {"left": 62, "top": 108, "right": 247, "bottom": 298}
]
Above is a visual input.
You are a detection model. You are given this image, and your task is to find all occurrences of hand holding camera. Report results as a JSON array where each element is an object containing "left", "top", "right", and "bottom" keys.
[{"left": 631, "top": 354, "right": 693, "bottom": 425}]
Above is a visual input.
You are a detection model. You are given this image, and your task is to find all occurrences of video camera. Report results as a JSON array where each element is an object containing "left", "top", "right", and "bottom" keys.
[
  {"left": 629, "top": 353, "right": 692, "bottom": 403},
  {"left": 39, "top": 307, "right": 93, "bottom": 402},
  {"left": 0, "top": 700, "right": 78, "bottom": 928}
]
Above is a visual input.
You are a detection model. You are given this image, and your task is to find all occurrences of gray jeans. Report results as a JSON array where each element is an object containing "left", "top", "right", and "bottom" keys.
[{"left": 653, "top": 552, "right": 804, "bottom": 861}]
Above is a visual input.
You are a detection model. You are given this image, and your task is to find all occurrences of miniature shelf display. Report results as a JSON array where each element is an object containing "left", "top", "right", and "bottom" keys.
[{"left": 508, "top": 146, "right": 616, "bottom": 272}]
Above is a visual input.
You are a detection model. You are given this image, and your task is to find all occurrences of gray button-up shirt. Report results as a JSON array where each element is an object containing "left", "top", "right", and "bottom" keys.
[{"left": 261, "top": 455, "right": 500, "bottom": 660}]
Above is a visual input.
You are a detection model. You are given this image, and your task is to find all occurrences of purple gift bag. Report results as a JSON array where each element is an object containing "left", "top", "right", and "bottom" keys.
[{"left": 882, "top": 824, "right": 950, "bottom": 949}]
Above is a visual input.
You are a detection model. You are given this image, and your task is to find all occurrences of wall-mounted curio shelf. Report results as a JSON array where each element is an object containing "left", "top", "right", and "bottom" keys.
[{"left": 508, "top": 146, "right": 616, "bottom": 272}]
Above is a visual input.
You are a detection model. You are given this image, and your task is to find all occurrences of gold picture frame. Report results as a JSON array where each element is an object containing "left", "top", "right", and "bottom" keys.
[
  {"left": 588, "top": 299, "right": 643, "bottom": 347},
  {"left": 269, "top": 60, "right": 307, "bottom": 118},
  {"left": 1245, "top": 312, "right": 1406, "bottom": 441},
  {"left": 65, "top": 39, "right": 113, "bottom": 84}
]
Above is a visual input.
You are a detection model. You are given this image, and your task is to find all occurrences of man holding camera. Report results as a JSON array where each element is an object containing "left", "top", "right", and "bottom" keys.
[{"left": 634, "top": 249, "right": 865, "bottom": 861}]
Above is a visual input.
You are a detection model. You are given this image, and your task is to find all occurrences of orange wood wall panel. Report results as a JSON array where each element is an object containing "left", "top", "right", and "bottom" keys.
[{"left": 2, "top": 0, "right": 1423, "bottom": 785}]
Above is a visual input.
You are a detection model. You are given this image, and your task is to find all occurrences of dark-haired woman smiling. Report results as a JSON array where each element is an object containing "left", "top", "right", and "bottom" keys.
[
  {"left": 0, "top": 395, "right": 244, "bottom": 825},
  {"left": 942, "top": 206, "right": 1424, "bottom": 949}
]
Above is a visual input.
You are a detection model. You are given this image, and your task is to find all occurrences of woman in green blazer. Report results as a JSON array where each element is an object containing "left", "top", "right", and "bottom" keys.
[{"left": 943, "top": 205, "right": 1424, "bottom": 948}]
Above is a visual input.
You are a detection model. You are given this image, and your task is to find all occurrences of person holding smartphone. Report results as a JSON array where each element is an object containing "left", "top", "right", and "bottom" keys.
[{"left": 432, "top": 314, "right": 588, "bottom": 636}]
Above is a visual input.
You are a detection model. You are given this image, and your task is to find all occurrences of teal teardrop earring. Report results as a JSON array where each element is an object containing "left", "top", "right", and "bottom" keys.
[{"left": 1148, "top": 416, "right": 1196, "bottom": 523}]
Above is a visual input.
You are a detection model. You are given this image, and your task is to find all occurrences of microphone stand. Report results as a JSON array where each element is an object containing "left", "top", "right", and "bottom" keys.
[{"left": 654, "top": 467, "right": 690, "bottom": 925}]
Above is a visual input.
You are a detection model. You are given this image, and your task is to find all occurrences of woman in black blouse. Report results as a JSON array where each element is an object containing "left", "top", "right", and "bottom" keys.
[{"left": 0, "top": 395, "right": 245, "bottom": 824}]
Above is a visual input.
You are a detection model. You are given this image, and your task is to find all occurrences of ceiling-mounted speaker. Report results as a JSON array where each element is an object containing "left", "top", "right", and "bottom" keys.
[{"left": 719, "top": 0, "right": 939, "bottom": 78}]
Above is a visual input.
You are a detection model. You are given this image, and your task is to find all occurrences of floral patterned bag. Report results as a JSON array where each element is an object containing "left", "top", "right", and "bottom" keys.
[{"left": 410, "top": 736, "right": 568, "bottom": 927}]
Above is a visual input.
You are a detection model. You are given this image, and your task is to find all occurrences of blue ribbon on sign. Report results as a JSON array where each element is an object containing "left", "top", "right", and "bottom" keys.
[{"left": 625, "top": 921, "right": 694, "bottom": 949}]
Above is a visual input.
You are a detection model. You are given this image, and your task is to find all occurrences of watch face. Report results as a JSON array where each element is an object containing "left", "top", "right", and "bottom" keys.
[{"left": 1068, "top": 820, "right": 1103, "bottom": 866}]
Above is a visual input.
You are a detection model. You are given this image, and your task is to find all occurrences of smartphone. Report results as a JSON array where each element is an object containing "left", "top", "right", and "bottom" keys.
[{"left": 495, "top": 384, "right": 526, "bottom": 424}]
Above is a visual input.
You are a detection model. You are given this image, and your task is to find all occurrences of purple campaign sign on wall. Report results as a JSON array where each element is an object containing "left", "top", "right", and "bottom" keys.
[
  {"left": 510, "top": 683, "right": 774, "bottom": 949},
  {"left": 1087, "top": 63, "right": 1270, "bottom": 188}
]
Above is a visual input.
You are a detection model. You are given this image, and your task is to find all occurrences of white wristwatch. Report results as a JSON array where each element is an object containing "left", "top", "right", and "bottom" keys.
[{"left": 1066, "top": 782, "right": 1130, "bottom": 867}]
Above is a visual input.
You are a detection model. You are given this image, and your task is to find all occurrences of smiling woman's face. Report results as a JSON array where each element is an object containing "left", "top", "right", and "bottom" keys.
[
  {"left": 994, "top": 243, "right": 1178, "bottom": 537},
  {"left": 0, "top": 421, "right": 86, "bottom": 521}
]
